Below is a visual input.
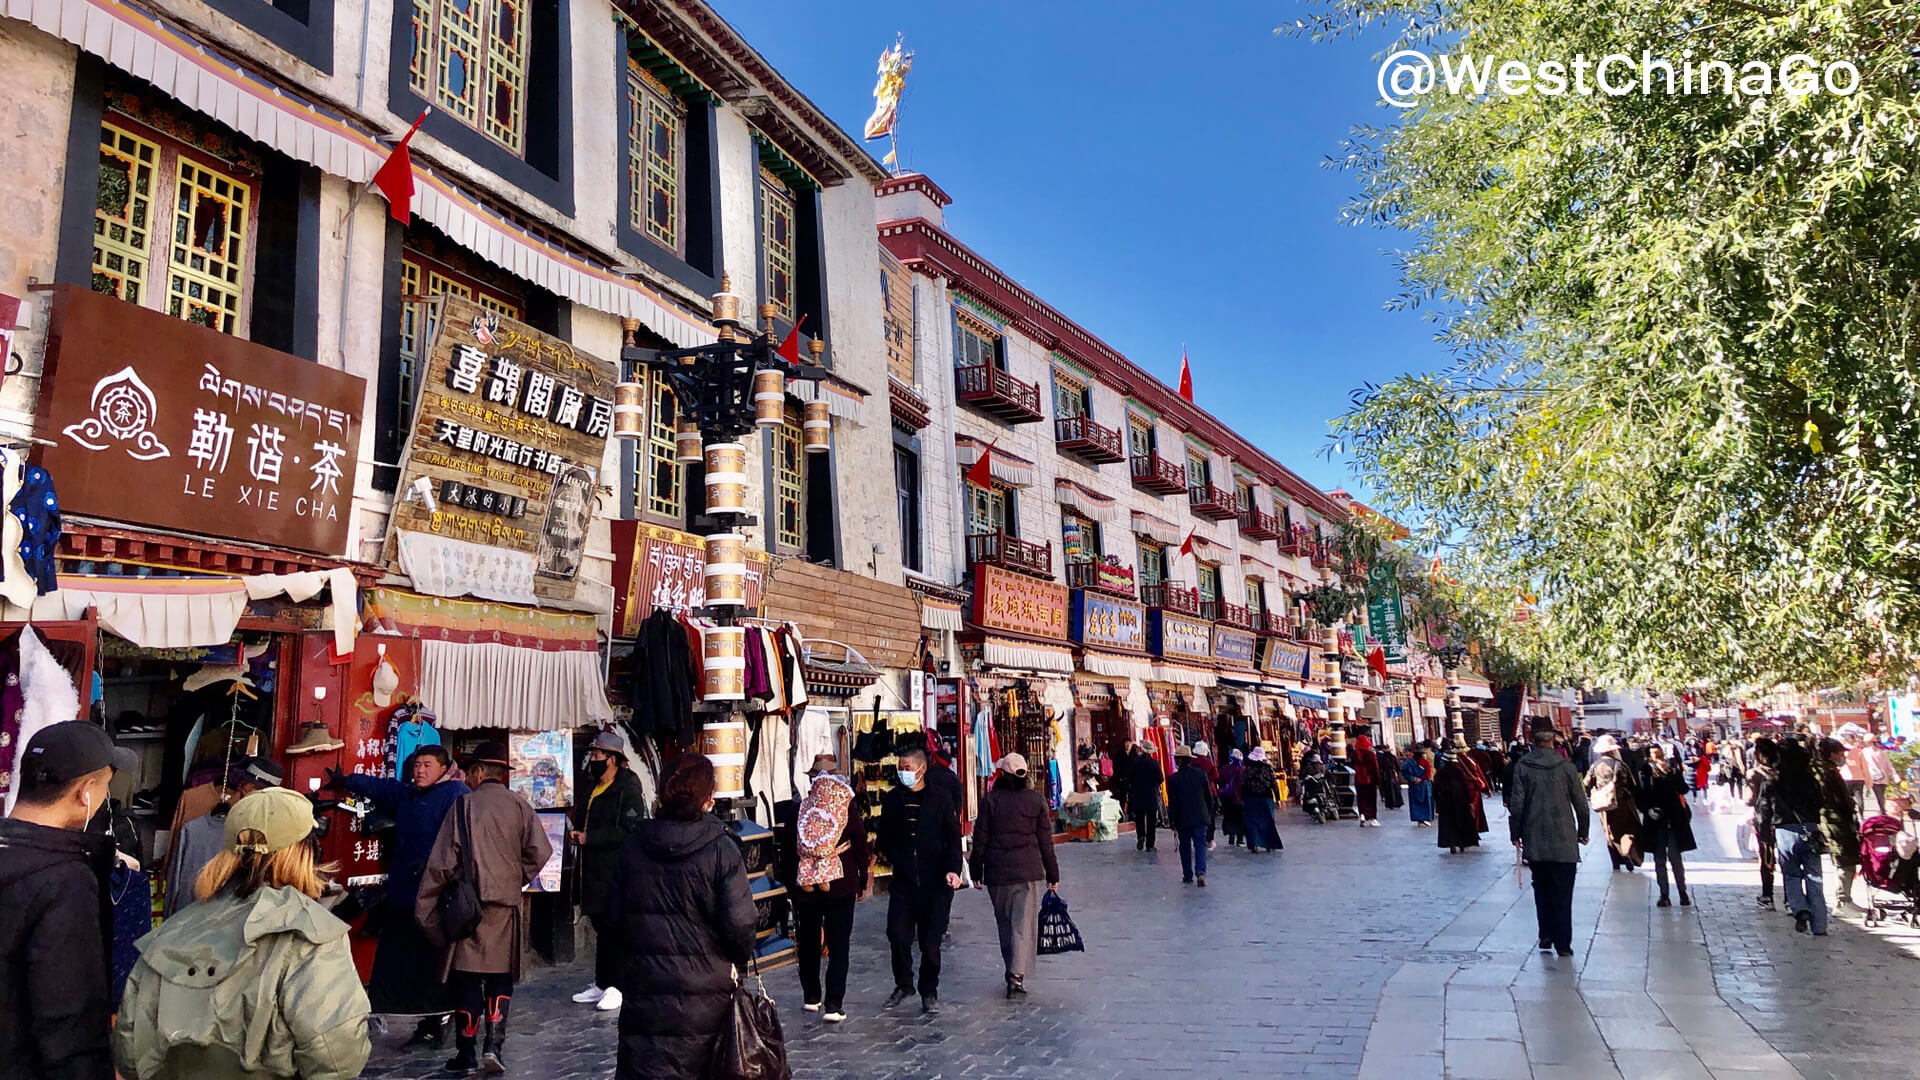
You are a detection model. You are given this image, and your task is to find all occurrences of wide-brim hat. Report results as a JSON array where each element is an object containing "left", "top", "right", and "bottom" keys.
[
  {"left": 466, "top": 740, "right": 512, "bottom": 768},
  {"left": 1173, "top": 744, "right": 1194, "bottom": 759},
  {"left": 589, "top": 731, "right": 629, "bottom": 760}
]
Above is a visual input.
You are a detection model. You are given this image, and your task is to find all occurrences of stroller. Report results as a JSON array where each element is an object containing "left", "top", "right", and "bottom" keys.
[
  {"left": 1298, "top": 771, "right": 1333, "bottom": 824},
  {"left": 1857, "top": 814, "right": 1920, "bottom": 929}
]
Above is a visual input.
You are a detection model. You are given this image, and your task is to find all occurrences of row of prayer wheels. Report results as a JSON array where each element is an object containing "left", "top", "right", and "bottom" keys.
[{"left": 612, "top": 377, "right": 832, "bottom": 454}]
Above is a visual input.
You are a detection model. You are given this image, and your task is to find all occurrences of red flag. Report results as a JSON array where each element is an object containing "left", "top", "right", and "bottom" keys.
[
  {"left": 1367, "top": 645, "right": 1388, "bottom": 679},
  {"left": 776, "top": 314, "right": 809, "bottom": 364},
  {"left": 1177, "top": 349, "right": 1193, "bottom": 403},
  {"left": 1178, "top": 529, "right": 1197, "bottom": 558},
  {"left": 371, "top": 109, "right": 430, "bottom": 223},
  {"left": 965, "top": 441, "right": 994, "bottom": 488}
]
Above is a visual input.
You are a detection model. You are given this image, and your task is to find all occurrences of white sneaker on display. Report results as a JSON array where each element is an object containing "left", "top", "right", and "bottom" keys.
[
  {"left": 596, "top": 986, "right": 624, "bottom": 1011},
  {"left": 572, "top": 985, "right": 605, "bottom": 1005}
]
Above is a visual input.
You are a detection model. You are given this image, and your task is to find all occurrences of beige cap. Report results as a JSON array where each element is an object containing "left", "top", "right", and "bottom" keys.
[
  {"left": 372, "top": 658, "right": 401, "bottom": 707},
  {"left": 998, "top": 752, "right": 1029, "bottom": 776},
  {"left": 225, "top": 787, "right": 316, "bottom": 855}
]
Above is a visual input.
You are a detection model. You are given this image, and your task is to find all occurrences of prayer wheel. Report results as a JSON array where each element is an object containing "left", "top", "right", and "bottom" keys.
[
  {"left": 709, "top": 274, "right": 744, "bottom": 329},
  {"left": 674, "top": 419, "right": 703, "bottom": 464},
  {"left": 612, "top": 381, "right": 646, "bottom": 441},
  {"left": 700, "top": 719, "right": 748, "bottom": 798},
  {"left": 704, "top": 442, "right": 748, "bottom": 513},
  {"left": 1328, "top": 706, "right": 1348, "bottom": 760},
  {"left": 701, "top": 625, "right": 746, "bottom": 702},
  {"left": 802, "top": 400, "right": 830, "bottom": 453},
  {"left": 752, "top": 369, "right": 785, "bottom": 427},
  {"left": 703, "top": 532, "right": 747, "bottom": 608}
]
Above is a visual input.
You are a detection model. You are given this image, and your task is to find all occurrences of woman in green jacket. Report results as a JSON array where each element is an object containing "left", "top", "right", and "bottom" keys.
[{"left": 114, "top": 787, "right": 371, "bottom": 1080}]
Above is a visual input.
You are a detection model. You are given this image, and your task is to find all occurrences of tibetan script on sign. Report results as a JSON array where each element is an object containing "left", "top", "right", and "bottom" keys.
[
  {"left": 610, "top": 520, "right": 770, "bottom": 635},
  {"left": 386, "top": 296, "right": 615, "bottom": 603}
]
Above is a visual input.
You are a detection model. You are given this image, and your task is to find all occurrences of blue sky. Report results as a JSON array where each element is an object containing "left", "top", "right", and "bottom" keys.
[{"left": 717, "top": 0, "right": 1439, "bottom": 496}]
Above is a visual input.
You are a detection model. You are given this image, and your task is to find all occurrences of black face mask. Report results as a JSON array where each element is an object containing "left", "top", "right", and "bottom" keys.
[{"left": 589, "top": 758, "right": 610, "bottom": 780}]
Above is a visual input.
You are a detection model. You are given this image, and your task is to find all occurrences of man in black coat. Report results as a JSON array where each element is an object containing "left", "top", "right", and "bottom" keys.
[
  {"left": 1127, "top": 745, "right": 1164, "bottom": 852},
  {"left": 1166, "top": 745, "right": 1218, "bottom": 886},
  {"left": 569, "top": 732, "right": 646, "bottom": 1013},
  {"left": 0, "top": 721, "right": 127, "bottom": 1080},
  {"left": 877, "top": 746, "right": 962, "bottom": 1014}
]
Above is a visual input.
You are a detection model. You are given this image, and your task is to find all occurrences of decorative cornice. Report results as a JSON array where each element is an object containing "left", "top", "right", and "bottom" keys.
[
  {"left": 878, "top": 173, "right": 952, "bottom": 207},
  {"left": 878, "top": 217, "right": 1347, "bottom": 519}
]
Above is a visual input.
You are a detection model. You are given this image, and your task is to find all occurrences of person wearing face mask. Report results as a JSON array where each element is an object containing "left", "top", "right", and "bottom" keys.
[
  {"left": 878, "top": 745, "right": 964, "bottom": 1015},
  {"left": 1, "top": 720, "right": 130, "bottom": 1080},
  {"left": 329, "top": 741, "right": 468, "bottom": 1048},
  {"left": 568, "top": 732, "right": 645, "bottom": 1015},
  {"left": 603, "top": 752, "right": 755, "bottom": 1079}
]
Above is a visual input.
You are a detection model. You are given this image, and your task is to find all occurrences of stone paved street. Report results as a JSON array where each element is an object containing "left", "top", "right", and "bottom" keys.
[{"left": 361, "top": 798, "right": 1918, "bottom": 1079}]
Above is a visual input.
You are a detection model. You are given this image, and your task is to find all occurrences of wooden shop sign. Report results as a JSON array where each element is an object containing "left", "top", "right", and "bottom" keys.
[{"left": 972, "top": 565, "right": 1069, "bottom": 640}]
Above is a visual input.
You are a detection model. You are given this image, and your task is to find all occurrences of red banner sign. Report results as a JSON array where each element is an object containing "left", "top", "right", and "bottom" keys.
[
  {"left": 971, "top": 566, "right": 1069, "bottom": 640},
  {"left": 610, "top": 520, "right": 769, "bottom": 636}
]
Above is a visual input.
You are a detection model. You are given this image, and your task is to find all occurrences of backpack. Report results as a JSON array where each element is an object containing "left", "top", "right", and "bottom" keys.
[
  {"left": 795, "top": 776, "right": 852, "bottom": 857},
  {"left": 1588, "top": 760, "right": 1618, "bottom": 813}
]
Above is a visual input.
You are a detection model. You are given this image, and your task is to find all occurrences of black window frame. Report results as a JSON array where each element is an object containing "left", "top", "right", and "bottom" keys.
[
  {"left": 752, "top": 140, "right": 830, "bottom": 367},
  {"left": 615, "top": 34, "right": 723, "bottom": 296},
  {"left": 894, "top": 443, "right": 922, "bottom": 573},
  {"left": 388, "top": 0, "right": 575, "bottom": 215},
  {"left": 203, "top": 0, "right": 335, "bottom": 72}
]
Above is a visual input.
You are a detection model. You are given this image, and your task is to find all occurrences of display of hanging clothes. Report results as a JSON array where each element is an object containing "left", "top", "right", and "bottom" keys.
[
  {"left": 0, "top": 452, "right": 33, "bottom": 608},
  {"left": 109, "top": 866, "right": 152, "bottom": 1007},
  {"left": 629, "top": 609, "right": 698, "bottom": 748},
  {"left": 9, "top": 462, "right": 61, "bottom": 595},
  {"left": 387, "top": 703, "right": 442, "bottom": 776},
  {"left": 0, "top": 625, "right": 85, "bottom": 815}
]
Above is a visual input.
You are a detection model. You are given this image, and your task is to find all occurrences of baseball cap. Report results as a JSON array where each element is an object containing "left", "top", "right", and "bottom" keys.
[
  {"left": 225, "top": 787, "right": 317, "bottom": 855},
  {"left": 998, "top": 752, "right": 1029, "bottom": 776},
  {"left": 244, "top": 756, "right": 285, "bottom": 788},
  {"left": 21, "top": 721, "right": 135, "bottom": 784}
]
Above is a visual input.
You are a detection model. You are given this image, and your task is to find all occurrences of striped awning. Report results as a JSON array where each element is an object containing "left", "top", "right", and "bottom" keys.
[
  {"left": 1081, "top": 650, "right": 1153, "bottom": 680},
  {"left": 9, "top": 0, "right": 718, "bottom": 347},
  {"left": 982, "top": 636, "right": 1073, "bottom": 674},
  {"left": 1054, "top": 479, "right": 1118, "bottom": 524},
  {"left": 1131, "top": 509, "right": 1183, "bottom": 546},
  {"left": 920, "top": 598, "right": 963, "bottom": 632}
]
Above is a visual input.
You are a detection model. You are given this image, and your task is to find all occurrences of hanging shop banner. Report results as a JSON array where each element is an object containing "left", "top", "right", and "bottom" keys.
[
  {"left": 609, "top": 520, "right": 769, "bottom": 636},
  {"left": 1212, "top": 626, "right": 1259, "bottom": 668},
  {"left": 1148, "top": 611, "right": 1213, "bottom": 664},
  {"left": 385, "top": 295, "right": 615, "bottom": 603},
  {"left": 972, "top": 565, "right": 1069, "bottom": 640},
  {"left": 1069, "top": 591, "right": 1146, "bottom": 653},
  {"left": 1340, "top": 656, "right": 1369, "bottom": 687},
  {"left": 1261, "top": 637, "right": 1312, "bottom": 681},
  {"left": 1365, "top": 563, "right": 1408, "bottom": 663},
  {"left": 35, "top": 285, "right": 364, "bottom": 554}
]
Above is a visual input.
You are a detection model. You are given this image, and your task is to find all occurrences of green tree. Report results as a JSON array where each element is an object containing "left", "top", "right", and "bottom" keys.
[{"left": 1284, "top": 0, "right": 1920, "bottom": 691}]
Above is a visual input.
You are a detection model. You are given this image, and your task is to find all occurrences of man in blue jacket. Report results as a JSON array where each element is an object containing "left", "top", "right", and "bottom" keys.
[{"left": 331, "top": 744, "right": 469, "bottom": 1047}]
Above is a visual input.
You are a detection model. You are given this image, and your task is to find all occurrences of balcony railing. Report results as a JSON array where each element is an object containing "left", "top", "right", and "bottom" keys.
[
  {"left": 1240, "top": 508, "right": 1283, "bottom": 540},
  {"left": 955, "top": 363, "right": 1044, "bottom": 424},
  {"left": 1188, "top": 482, "right": 1238, "bottom": 521},
  {"left": 1256, "top": 611, "right": 1297, "bottom": 638},
  {"left": 1066, "top": 560, "right": 1136, "bottom": 599},
  {"left": 1278, "top": 527, "right": 1310, "bottom": 557},
  {"left": 1309, "top": 540, "right": 1334, "bottom": 568},
  {"left": 1198, "top": 598, "right": 1221, "bottom": 622},
  {"left": 1141, "top": 581, "right": 1202, "bottom": 618},
  {"left": 966, "top": 530, "right": 1053, "bottom": 579},
  {"left": 1219, "top": 603, "right": 1254, "bottom": 631},
  {"left": 1054, "top": 415, "right": 1125, "bottom": 464},
  {"left": 1129, "top": 452, "right": 1186, "bottom": 495}
]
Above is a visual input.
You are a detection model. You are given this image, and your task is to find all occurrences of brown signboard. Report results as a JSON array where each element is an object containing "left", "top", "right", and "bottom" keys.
[
  {"left": 386, "top": 296, "right": 615, "bottom": 603},
  {"left": 971, "top": 565, "right": 1069, "bottom": 641},
  {"left": 609, "top": 520, "right": 769, "bottom": 636},
  {"left": 35, "top": 286, "right": 364, "bottom": 555}
]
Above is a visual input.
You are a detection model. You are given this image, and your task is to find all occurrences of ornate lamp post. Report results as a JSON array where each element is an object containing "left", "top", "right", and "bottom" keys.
[{"left": 1435, "top": 642, "right": 1470, "bottom": 744}]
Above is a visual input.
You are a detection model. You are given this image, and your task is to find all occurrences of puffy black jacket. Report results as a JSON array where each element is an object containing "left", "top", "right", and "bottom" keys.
[
  {"left": 605, "top": 816, "right": 756, "bottom": 1079},
  {"left": 1166, "top": 762, "right": 1218, "bottom": 832},
  {"left": 572, "top": 766, "right": 645, "bottom": 917},
  {"left": 0, "top": 817, "right": 115, "bottom": 1080},
  {"left": 968, "top": 775, "right": 1059, "bottom": 886}
]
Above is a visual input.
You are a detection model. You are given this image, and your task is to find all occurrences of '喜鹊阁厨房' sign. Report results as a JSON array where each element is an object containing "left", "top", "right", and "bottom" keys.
[
  {"left": 35, "top": 286, "right": 364, "bottom": 554},
  {"left": 972, "top": 566, "right": 1069, "bottom": 640},
  {"left": 1069, "top": 591, "right": 1146, "bottom": 652},
  {"left": 385, "top": 296, "right": 615, "bottom": 603},
  {"left": 609, "top": 520, "right": 769, "bottom": 636},
  {"left": 1149, "top": 611, "right": 1213, "bottom": 663},
  {"left": 1261, "top": 638, "right": 1312, "bottom": 681},
  {"left": 1213, "top": 625, "right": 1259, "bottom": 668}
]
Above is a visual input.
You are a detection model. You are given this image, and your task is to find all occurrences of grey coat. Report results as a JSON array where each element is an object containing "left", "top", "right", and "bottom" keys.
[{"left": 1508, "top": 748, "right": 1591, "bottom": 864}]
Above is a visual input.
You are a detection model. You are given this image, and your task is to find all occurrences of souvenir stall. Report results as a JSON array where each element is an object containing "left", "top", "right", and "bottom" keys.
[{"left": 966, "top": 566, "right": 1076, "bottom": 813}]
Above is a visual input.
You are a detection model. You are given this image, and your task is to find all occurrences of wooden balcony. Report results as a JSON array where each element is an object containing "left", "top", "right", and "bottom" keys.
[
  {"left": 1188, "top": 482, "right": 1238, "bottom": 521},
  {"left": 1240, "top": 508, "right": 1283, "bottom": 540},
  {"left": 1219, "top": 603, "right": 1254, "bottom": 631},
  {"left": 1198, "top": 598, "right": 1221, "bottom": 622},
  {"left": 955, "top": 363, "right": 1044, "bottom": 424},
  {"left": 1141, "top": 582, "right": 1202, "bottom": 618},
  {"left": 966, "top": 530, "right": 1053, "bottom": 579},
  {"left": 1309, "top": 540, "right": 1335, "bottom": 568},
  {"left": 1055, "top": 415, "right": 1125, "bottom": 465},
  {"left": 1129, "top": 452, "right": 1186, "bottom": 495},
  {"left": 1066, "top": 560, "right": 1136, "bottom": 599},
  {"left": 889, "top": 377, "right": 932, "bottom": 431},
  {"left": 1256, "top": 611, "right": 1297, "bottom": 638}
]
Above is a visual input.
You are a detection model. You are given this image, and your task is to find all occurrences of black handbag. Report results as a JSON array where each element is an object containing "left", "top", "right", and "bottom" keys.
[
  {"left": 712, "top": 955, "right": 791, "bottom": 1080},
  {"left": 436, "top": 800, "right": 484, "bottom": 943}
]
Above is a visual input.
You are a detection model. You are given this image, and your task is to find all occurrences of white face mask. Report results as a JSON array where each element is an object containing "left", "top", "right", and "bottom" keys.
[{"left": 896, "top": 769, "right": 920, "bottom": 788}]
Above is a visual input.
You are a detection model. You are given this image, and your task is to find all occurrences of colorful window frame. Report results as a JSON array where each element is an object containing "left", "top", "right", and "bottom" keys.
[
  {"left": 1136, "top": 542, "right": 1166, "bottom": 587},
  {"left": 645, "top": 371, "right": 683, "bottom": 519},
  {"left": 760, "top": 167, "right": 797, "bottom": 323},
  {"left": 93, "top": 123, "right": 160, "bottom": 307},
  {"left": 954, "top": 309, "right": 1001, "bottom": 370},
  {"left": 627, "top": 61, "right": 685, "bottom": 253},
  {"left": 966, "top": 481, "right": 1012, "bottom": 538},
  {"left": 410, "top": 0, "right": 532, "bottom": 155}
]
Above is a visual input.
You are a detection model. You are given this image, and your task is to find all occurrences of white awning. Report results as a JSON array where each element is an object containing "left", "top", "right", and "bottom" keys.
[
  {"left": 981, "top": 637, "right": 1073, "bottom": 674},
  {"left": 1151, "top": 663, "right": 1217, "bottom": 688},
  {"left": 919, "top": 599, "right": 963, "bottom": 632},
  {"left": 11, "top": 575, "right": 247, "bottom": 647},
  {"left": 420, "top": 638, "right": 612, "bottom": 731},
  {"left": 1054, "top": 479, "right": 1118, "bottom": 524},
  {"left": 1081, "top": 651, "right": 1153, "bottom": 680},
  {"left": 1130, "top": 510, "right": 1183, "bottom": 546},
  {"left": 7, "top": 0, "right": 718, "bottom": 347}
]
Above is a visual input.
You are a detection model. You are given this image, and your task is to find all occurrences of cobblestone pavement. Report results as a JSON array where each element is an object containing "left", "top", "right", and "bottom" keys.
[{"left": 361, "top": 794, "right": 1918, "bottom": 1079}]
